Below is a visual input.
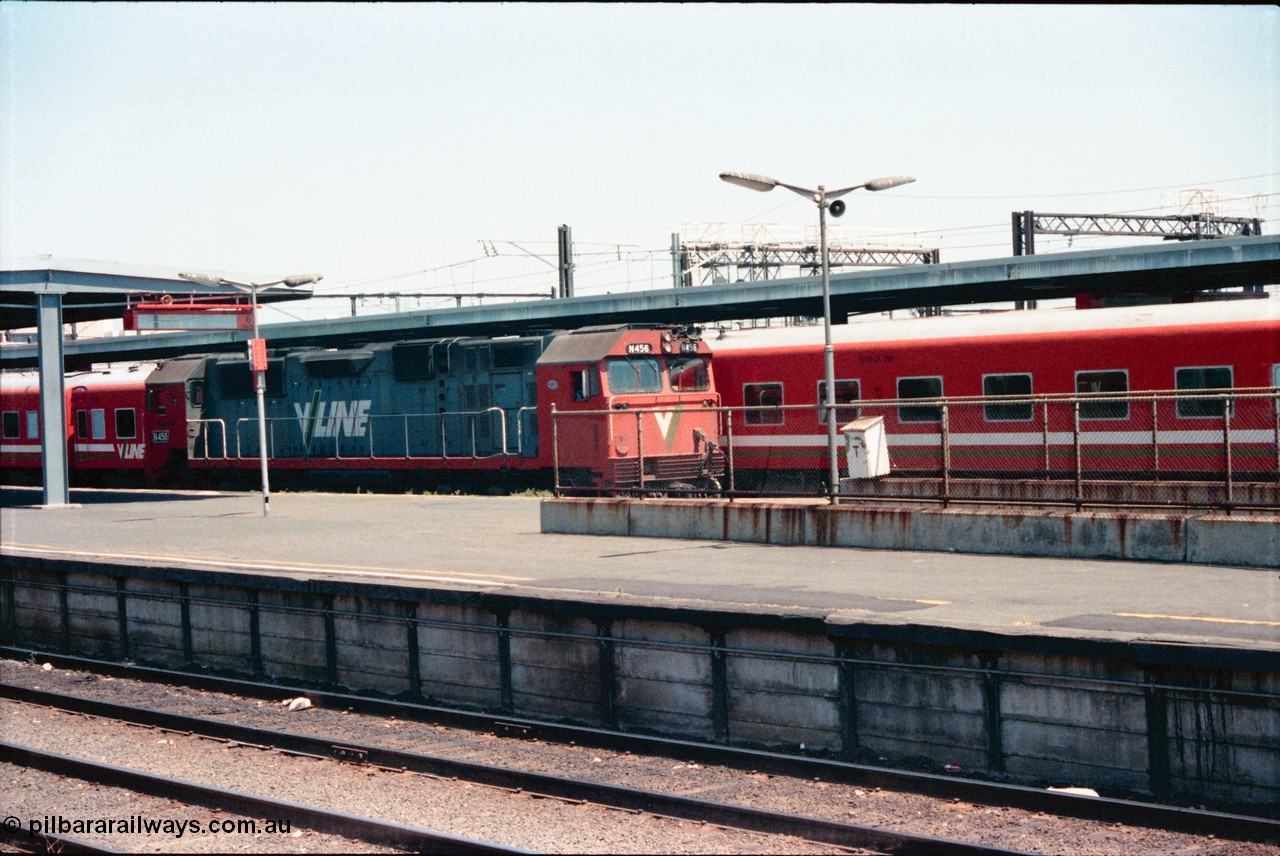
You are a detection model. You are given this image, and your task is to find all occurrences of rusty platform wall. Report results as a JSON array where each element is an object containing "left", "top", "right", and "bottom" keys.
[{"left": 540, "top": 499, "right": 1280, "bottom": 570}]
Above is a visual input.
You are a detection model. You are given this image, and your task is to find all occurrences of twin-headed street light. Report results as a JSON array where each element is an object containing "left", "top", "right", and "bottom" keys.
[
  {"left": 177, "top": 271, "right": 323, "bottom": 516},
  {"left": 719, "top": 171, "right": 915, "bottom": 499}
]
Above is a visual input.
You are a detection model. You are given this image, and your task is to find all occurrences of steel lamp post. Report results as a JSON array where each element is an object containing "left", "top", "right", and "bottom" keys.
[
  {"left": 178, "top": 272, "right": 322, "bottom": 516},
  {"left": 719, "top": 171, "right": 915, "bottom": 499}
]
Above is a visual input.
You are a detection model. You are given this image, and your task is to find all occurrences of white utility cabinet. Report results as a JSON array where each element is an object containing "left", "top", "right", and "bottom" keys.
[{"left": 841, "top": 415, "right": 891, "bottom": 479}]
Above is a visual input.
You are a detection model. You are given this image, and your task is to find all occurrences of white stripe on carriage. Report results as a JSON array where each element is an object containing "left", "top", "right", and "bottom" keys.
[{"left": 730, "top": 430, "right": 1277, "bottom": 449}]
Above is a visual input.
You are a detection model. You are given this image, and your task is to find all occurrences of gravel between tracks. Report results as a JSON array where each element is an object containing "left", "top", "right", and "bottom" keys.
[
  {"left": 1, "top": 658, "right": 1273, "bottom": 855},
  {"left": 4, "top": 763, "right": 396, "bottom": 853}
]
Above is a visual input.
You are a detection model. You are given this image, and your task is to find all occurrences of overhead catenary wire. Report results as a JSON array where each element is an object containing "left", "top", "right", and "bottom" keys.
[{"left": 297, "top": 172, "right": 1276, "bottom": 305}]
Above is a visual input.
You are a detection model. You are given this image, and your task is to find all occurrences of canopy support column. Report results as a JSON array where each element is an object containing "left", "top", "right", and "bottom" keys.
[{"left": 36, "top": 292, "right": 70, "bottom": 507}]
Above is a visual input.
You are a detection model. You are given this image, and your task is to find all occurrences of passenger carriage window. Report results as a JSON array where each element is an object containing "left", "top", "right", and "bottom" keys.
[
  {"left": 743, "top": 382, "right": 784, "bottom": 426},
  {"left": 115, "top": 408, "right": 137, "bottom": 440},
  {"left": 669, "top": 356, "right": 710, "bottom": 392},
  {"left": 816, "top": 379, "right": 860, "bottom": 424},
  {"left": 606, "top": 357, "right": 662, "bottom": 394},
  {"left": 1076, "top": 370, "right": 1129, "bottom": 420},
  {"left": 26, "top": 411, "right": 38, "bottom": 440},
  {"left": 76, "top": 410, "right": 89, "bottom": 439},
  {"left": 1, "top": 411, "right": 17, "bottom": 439},
  {"left": 1175, "top": 366, "right": 1233, "bottom": 418},
  {"left": 573, "top": 368, "right": 601, "bottom": 401},
  {"left": 897, "top": 377, "right": 943, "bottom": 423},
  {"left": 983, "top": 374, "right": 1033, "bottom": 421},
  {"left": 90, "top": 409, "right": 106, "bottom": 440}
]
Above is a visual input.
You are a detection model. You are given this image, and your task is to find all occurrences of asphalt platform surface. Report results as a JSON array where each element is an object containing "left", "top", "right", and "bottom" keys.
[{"left": 2, "top": 485, "right": 1277, "bottom": 651}]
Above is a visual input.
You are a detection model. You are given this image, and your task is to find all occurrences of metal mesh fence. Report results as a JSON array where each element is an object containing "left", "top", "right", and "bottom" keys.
[
  {"left": 552, "top": 389, "right": 1280, "bottom": 510},
  {"left": 550, "top": 403, "right": 726, "bottom": 494}
]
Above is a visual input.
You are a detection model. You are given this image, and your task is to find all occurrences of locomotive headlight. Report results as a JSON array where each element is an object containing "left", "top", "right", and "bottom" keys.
[
  {"left": 662, "top": 341, "right": 673, "bottom": 353},
  {"left": 661, "top": 331, "right": 673, "bottom": 343}
]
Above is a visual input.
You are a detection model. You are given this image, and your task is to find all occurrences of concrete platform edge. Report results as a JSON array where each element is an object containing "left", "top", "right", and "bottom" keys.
[{"left": 541, "top": 498, "right": 1280, "bottom": 571}]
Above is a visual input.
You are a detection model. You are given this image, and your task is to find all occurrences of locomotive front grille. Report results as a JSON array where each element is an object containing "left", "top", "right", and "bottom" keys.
[{"left": 609, "top": 451, "right": 725, "bottom": 488}]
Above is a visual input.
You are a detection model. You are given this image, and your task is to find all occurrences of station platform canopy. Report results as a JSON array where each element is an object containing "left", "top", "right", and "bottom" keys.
[
  {"left": 0, "top": 257, "right": 316, "bottom": 508},
  {"left": 3, "top": 235, "right": 1277, "bottom": 373},
  {"left": 1, "top": 256, "right": 313, "bottom": 329}
]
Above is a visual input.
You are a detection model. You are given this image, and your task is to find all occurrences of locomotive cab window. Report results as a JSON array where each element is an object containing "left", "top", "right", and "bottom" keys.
[
  {"left": 605, "top": 357, "right": 662, "bottom": 394},
  {"left": 743, "top": 382, "right": 784, "bottom": 426},
  {"left": 1076, "top": 370, "right": 1129, "bottom": 420},
  {"left": 982, "top": 373, "right": 1033, "bottom": 421},
  {"left": 147, "top": 387, "right": 167, "bottom": 414},
  {"left": 817, "top": 379, "right": 860, "bottom": 424},
  {"left": 573, "top": 368, "right": 602, "bottom": 401},
  {"left": 897, "top": 377, "right": 943, "bottom": 423},
  {"left": 115, "top": 408, "right": 137, "bottom": 440},
  {"left": 90, "top": 409, "right": 106, "bottom": 440},
  {"left": 669, "top": 356, "right": 710, "bottom": 392},
  {"left": 26, "top": 411, "right": 38, "bottom": 440},
  {"left": 1, "top": 411, "right": 17, "bottom": 440},
  {"left": 1175, "top": 366, "right": 1233, "bottom": 418},
  {"left": 75, "top": 410, "right": 88, "bottom": 439}
]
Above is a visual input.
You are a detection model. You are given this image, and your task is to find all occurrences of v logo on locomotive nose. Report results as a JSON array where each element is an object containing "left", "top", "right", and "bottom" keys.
[{"left": 652, "top": 406, "right": 682, "bottom": 449}]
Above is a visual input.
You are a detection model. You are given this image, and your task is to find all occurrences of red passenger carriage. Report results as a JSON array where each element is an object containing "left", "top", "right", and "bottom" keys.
[{"left": 708, "top": 301, "right": 1280, "bottom": 485}]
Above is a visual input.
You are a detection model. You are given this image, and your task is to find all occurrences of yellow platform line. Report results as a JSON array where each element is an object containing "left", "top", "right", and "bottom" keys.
[
  {"left": 2, "top": 543, "right": 532, "bottom": 585},
  {"left": 1114, "top": 611, "right": 1280, "bottom": 628}
]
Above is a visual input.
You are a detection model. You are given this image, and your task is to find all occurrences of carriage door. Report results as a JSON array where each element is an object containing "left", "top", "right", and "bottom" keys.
[{"left": 490, "top": 372, "right": 523, "bottom": 456}]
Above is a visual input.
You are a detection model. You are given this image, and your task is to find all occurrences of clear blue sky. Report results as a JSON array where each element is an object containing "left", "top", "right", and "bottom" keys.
[{"left": 2, "top": 3, "right": 1276, "bottom": 320}]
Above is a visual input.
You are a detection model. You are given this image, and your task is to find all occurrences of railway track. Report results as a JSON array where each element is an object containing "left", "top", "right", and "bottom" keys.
[
  {"left": 1, "top": 681, "right": 1028, "bottom": 856},
  {"left": 3, "top": 645, "right": 1276, "bottom": 847},
  {"left": 5, "top": 644, "right": 1274, "bottom": 839},
  {"left": 1, "top": 740, "right": 525, "bottom": 854}
]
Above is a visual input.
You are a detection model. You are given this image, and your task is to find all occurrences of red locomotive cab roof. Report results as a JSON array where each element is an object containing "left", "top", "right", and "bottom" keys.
[
  {"left": 537, "top": 325, "right": 710, "bottom": 365},
  {"left": 65, "top": 365, "right": 157, "bottom": 393},
  {"left": 2, "top": 366, "right": 153, "bottom": 398},
  {"left": 1, "top": 366, "right": 156, "bottom": 418},
  {"left": 0, "top": 371, "right": 43, "bottom": 397}
]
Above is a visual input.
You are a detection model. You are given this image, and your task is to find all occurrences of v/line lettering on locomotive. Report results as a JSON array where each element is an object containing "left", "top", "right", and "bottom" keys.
[{"left": 295, "top": 395, "right": 373, "bottom": 442}]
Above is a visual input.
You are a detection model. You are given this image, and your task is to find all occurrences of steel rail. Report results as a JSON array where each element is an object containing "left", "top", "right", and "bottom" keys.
[
  {"left": 0, "top": 740, "right": 527, "bottom": 855},
  {"left": 0, "top": 681, "right": 1029, "bottom": 856},
  {"left": 3, "top": 648, "right": 1277, "bottom": 844}
]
